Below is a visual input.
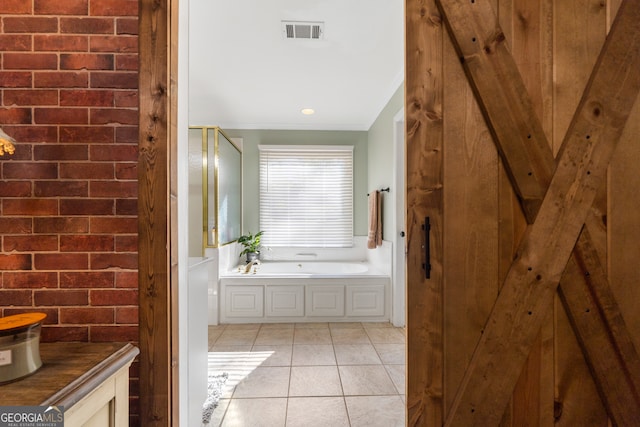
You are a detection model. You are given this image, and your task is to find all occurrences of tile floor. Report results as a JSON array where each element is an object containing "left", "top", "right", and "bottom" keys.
[{"left": 207, "top": 322, "right": 406, "bottom": 427}]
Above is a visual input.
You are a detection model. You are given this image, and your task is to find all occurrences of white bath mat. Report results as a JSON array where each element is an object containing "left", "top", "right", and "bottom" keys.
[{"left": 202, "top": 372, "right": 228, "bottom": 425}]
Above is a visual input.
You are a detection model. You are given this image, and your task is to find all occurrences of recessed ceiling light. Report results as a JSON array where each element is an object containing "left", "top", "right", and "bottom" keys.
[{"left": 301, "top": 108, "right": 315, "bottom": 115}]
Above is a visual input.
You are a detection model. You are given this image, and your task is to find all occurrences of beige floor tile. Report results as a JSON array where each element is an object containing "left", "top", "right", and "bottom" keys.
[
  {"left": 329, "top": 322, "right": 363, "bottom": 329},
  {"left": 365, "top": 327, "right": 406, "bottom": 344},
  {"left": 294, "top": 327, "right": 332, "bottom": 344},
  {"left": 260, "top": 323, "right": 294, "bottom": 330},
  {"left": 338, "top": 365, "right": 398, "bottom": 396},
  {"left": 207, "top": 398, "right": 230, "bottom": 427},
  {"left": 334, "top": 344, "right": 382, "bottom": 365},
  {"left": 362, "top": 322, "right": 394, "bottom": 329},
  {"left": 250, "top": 345, "right": 292, "bottom": 367},
  {"left": 232, "top": 366, "right": 291, "bottom": 398},
  {"left": 373, "top": 343, "right": 405, "bottom": 364},
  {"left": 221, "top": 397, "right": 287, "bottom": 427},
  {"left": 286, "top": 397, "right": 350, "bottom": 427},
  {"left": 384, "top": 364, "right": 405, "bottom": 395},
  {"left": 294, "top": 322, "right": 329, "bottom": 329},
  {"left": 331, "top": 327, "right": 371, "bottom": 344},
  {"left": 291, "top": 344, "right": 336, "bottom": 366},
  {"left": 224, "top": 323, "right": 261, "bottom": 331},
  {"left": 208, "top": 328, "right": 225, "bottom": 348},
  {"left": 215, "top": 330, "right": 258, "bottom": 346},
  {"left": 289, "top": 366, "right": 343, "bottom": 396},
  {"left": 254, "top": 328, "right": 294, "bottom": 345},
  {"left": 345, "top": 395, "right": 405, "bottom": 427}
]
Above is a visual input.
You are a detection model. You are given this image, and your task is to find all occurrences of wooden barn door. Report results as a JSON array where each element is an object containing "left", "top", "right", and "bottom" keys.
[{"left": 405, "top": 0, "right": 640, "bottom": 425}]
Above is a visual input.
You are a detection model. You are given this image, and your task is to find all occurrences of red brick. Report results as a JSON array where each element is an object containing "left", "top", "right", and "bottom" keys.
[
  {"left": 115, "top": 306, "right": 137, "bottom": 324},
  {"left": 60, "top": 89, "right": 114, "bottom": 106},
  {"left": 3, "top": 53, "right": 57, "bottom": 70},
  {"left": 4, "top": 235, "right": 58, "bottom": 252},
  {"left": 33, "top": 289, "right": 89, "bottom": 306},
  {"left": 61, "top": 162, "right": 114, "bottom": 179},
  {"left": 3, "top": 199, "right": 58, "bottom": 216},
  {"left": 91, "top": 288, "right": 137, "bottom": 306},
  {"left": 91, "top": 144, "right": 137, "bottom": 161},
  {"left": 90, "top": 181, "right": 136, "bottom": 197},
  {"left": 0, "top": 108, "right": 32, "bottom": 124},
  {"left": 34, "top": 217, "right": 89, "bottom": 234},
  {"left": 34, "top": 144, "right": 89, "bottom": 160},
  {"left": 34, "top": 254, "right": 89, "bottom": 271},
  {"left": 114, "top": 91, "right": 136, "bottom": 107},
  {"left": 0, "top": 0, "right": 32, "bottom": 14},
  {"left": 60, "top": 307, "right": 114, "bottom": 324},
  {"left": 90, "top": 72, "right": 137, "bottom": 89},
  {"left": 3, "top": 17, "right": 58, "bottom": 33},
  {"left": 115, "top": 54, "right": 138, "bottom": 71},
  {"left": 61, "top": 17, "right": 114, "bottom": 34},
  {"left": 115, "top": 127, "right": 137, "bottom": 143},
  {"left": 91, "top": 0, "right": 137, "bottom": 16},
  {"left": 1, "top": 125, "right": 58, "bottom": 143},
  {"left": 41, "top": 326, "right": 88, "bottom": 342},
  {"left": 35, "top": 107, "right": 89, "bottom": 124},
  {"left": 115, "top": 271, "right": 136, "bottom": 288},
  {"left": 0, "top": 218, "right": 32, "bottom": 234},
  {"left": 61, "top": 235, "right": 114, "bottom": 252},
  {"left": 0, "top": 35, "right": 32, "bottom": 51},
  {"left": 34, "top": 35, "right": 88, "bottom": 52},
  {"left": 60, "top": 126, "right": 114, "bottom": 143},
  {"left": 90, "top": 35, "right": 137, "bottom": 53},
  {"left": 115, "top": 163, "right": 136, "bottom": 180},
  {"left": 60, "top": 271, "right": 114, "bottom": 288},
  {"left": 116, "top": 18, "right": 137, "bottom": 35},
  {"left": 90, "top": 325, "right": 137, "bottom": 342},
  {"left": 61, "top": 54, "right": 114, "bottom": 71},
  {"left": 35, "top": 0, "right": 88, "bottom": 15},
  {"left": 115, "top": 199, "right": 137, "bottom": 216},
  {"left": 34, "top": 72, "right": 88, "bottom": 88},
  {"left": 0, "top": 181, "right": 31, "bottom": 197},
  {"left": 35, "top": 180, "right": 88, "bottom": 197},
  {"left": 2, "top": 271, "right": 58, "bottom": 289},
  {"left": 0, "top": 254, "right": 32, "bottom": 270},
  {"left": 3, "top": 90, "right": 58, "bottom": 106},
  {"left": 3, "top": 162, "right": 58, "bottom": 179},
  {"left": 0, "top": 289, "right": 32, "bottom": 305},
  {"left": 0, "top": 72, "right": 32, "bottom": 88},
  {"left": 115, "top": 235, "right": 137, "bottom": 252},
  {"left": 3, "top": 308, "right": 58, "bottom": 324},
  {"left": 91, "top": 253, "right": 137, "bottom": 270},
  {"left": 91, "top": 217, "right": 136, "bottom": 234},
  {"left": 60, "top": 199, "right": 114, "bottom": 215}
]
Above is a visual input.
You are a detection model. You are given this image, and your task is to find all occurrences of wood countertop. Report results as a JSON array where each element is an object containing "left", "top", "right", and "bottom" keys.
[{"left": 0, "top": 342, "right": 139, "bottom": 409}]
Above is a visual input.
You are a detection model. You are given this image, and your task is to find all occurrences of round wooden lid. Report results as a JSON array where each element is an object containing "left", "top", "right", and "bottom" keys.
[{"left": 0, "top": 313, "right": 47, "bottom": 333}]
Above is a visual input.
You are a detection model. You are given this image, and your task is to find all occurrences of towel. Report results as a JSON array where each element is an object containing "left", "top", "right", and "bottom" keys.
[{"left": 367, "top": 190, "right": 383, "bottom": 249}]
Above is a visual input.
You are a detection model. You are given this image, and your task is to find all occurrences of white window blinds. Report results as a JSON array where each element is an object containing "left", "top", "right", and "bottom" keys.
[{"left": 259, "top": 145, "right": 353, "bottom": 247}]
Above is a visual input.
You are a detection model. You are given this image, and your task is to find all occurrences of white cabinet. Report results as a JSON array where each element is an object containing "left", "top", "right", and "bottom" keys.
[
  {"left": 266, "top": 285, "right": 304, "bottom": 317},
  {"left": 306, "top": 285, "right": 345, "bottom": 317},
  {"left": 219, "top": 277, "right": 390, "bottom": 323},
  {"left": 225, "top": 285, "right": 264, "bottom": 317},
  {"left": 346, "top": 284, "right": 386, "bottom": 316}
]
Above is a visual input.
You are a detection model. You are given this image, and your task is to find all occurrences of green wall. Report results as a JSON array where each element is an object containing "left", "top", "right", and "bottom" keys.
[
  {"left": 367, "top": 83, "right": 404, "bottom": 240},
  {"left": 224, "top": 129, "right": 369, "bottom": 237}
]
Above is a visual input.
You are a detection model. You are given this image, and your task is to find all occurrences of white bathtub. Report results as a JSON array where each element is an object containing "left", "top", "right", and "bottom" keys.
[
  {"left": 219, "top": 261, "right": 390, "bottom": 323},
  {"left": 225, "top": 261, "right": 385, "bottom": 277}
]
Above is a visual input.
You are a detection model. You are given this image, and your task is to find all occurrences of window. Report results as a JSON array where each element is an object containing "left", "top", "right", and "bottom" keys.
[{"left": 259, "top": 145, "right": 353, "bottom": 247}]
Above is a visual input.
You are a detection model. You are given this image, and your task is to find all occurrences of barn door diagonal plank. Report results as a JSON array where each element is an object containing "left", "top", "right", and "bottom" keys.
[{"left": 436, "top": 0, "right": 640, "bottom": 424}]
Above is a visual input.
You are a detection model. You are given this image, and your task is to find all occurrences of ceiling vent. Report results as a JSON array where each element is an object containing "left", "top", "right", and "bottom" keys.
[{"left": 282, "top": 21, "right": 324, "bottom": 40}]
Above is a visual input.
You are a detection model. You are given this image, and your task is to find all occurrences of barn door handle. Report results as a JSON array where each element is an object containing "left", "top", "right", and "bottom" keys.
[{"left": 422, "top": 217, "right": 431, "bottom": 279}]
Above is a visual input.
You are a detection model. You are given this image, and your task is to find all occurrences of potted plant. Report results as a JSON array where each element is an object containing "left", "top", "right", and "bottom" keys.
[{"left": 237, "top": 231, "right": 263, "bottom": 263}]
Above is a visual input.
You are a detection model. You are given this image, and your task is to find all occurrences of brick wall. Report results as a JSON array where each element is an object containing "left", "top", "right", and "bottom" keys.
[{"left": 0, "top": 0, "right": 139, "bottom": 423}]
